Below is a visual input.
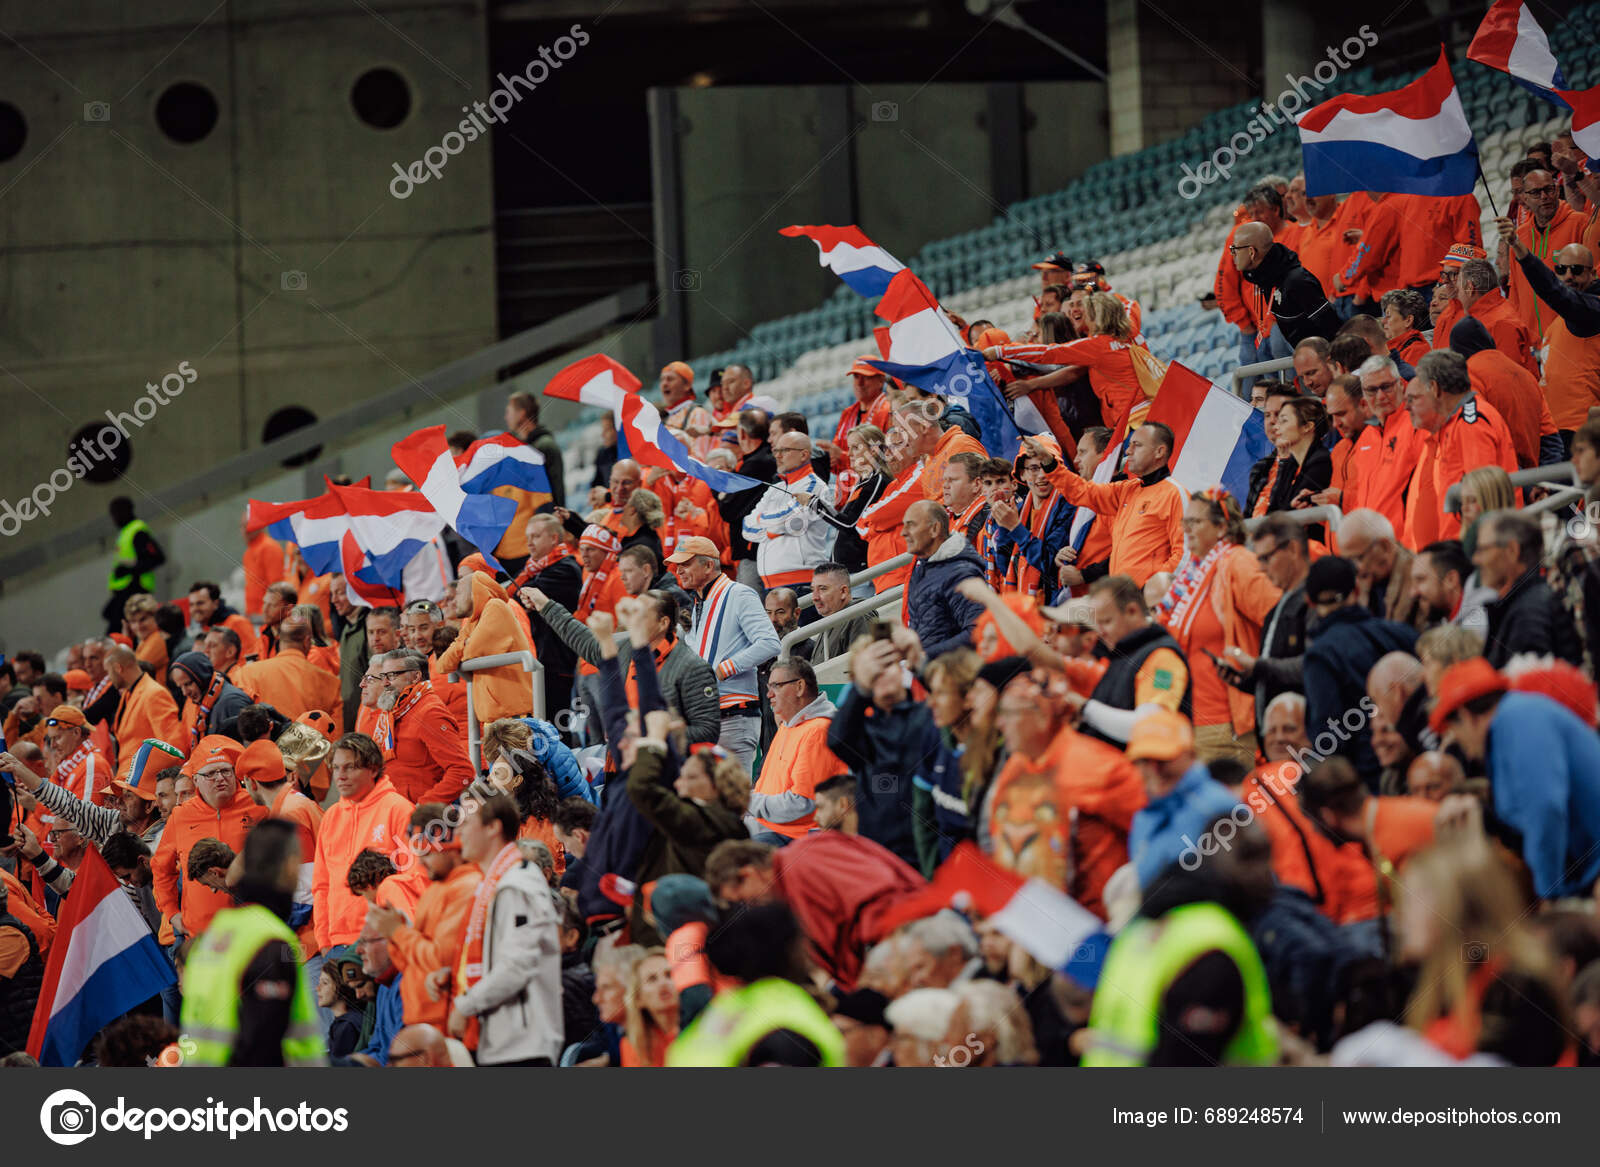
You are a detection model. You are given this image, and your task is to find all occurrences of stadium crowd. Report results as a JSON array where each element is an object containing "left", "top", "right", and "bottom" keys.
[{"left": 6, "top": 123, "right": 1600, "bottom": 1070}]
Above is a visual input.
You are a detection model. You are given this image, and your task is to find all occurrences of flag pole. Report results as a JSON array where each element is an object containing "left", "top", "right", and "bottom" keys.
[{"left": 1475, "top": 156, "right": 1500, "bottom": 217}]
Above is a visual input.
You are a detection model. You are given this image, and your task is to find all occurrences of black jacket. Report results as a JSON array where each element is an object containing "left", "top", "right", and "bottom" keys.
[
  {"left": 717, "top": 445, "right": 776, "bottom": 563},
  {"left": 591, "top": 441, "right": 618, "bottom": 490},
  {"left": 1484, "top": 568, "right": 1583, "bottom": 669},
  {"left": 1240, "top": 243, "right": 1340, "bottom": 348},
  {"left": 524, "top": 554, "right": 583, "bottom": 691},
  {"left": 1265, "top": 445, "right": 1333, "bottom": 517},
  {"left": 1234, "top": 583, "right": 1307, "bottom": 735},
  {"left": 169, "top": 651, "right": 253, "bottom": 734},
  {"left": 816, "top": 472, "right": 887, "bottom": 573}
]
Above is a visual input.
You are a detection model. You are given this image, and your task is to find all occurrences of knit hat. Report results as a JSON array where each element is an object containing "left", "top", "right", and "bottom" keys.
[
  {"left": 580, "top": 525, "right": 621, "bottom": 556},
  {"left": 1304, "top": 555, "right": 1357, "bottom": 604},
  {"left": 1440, "top": 242, "right": 1487, "bottom": 269}
]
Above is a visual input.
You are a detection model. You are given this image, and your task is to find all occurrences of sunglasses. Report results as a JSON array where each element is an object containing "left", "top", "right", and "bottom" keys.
[
  {"left": 1555, "top": 264, "right": 1591, "bottom": 277},
  {"left": 44, "top": 717, "right": 80, "bottom": 728}
]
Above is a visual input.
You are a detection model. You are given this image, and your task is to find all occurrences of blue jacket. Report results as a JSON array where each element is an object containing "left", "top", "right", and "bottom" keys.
[
  {"left": 827, "top": 686, "right": 940, "bottom": 868},
  {"left": 906, "top": 533, "right": 987, "bottom": 659},
  {"left": 1127, "top": 762, "right": 1242, "bottom": 890},
  {"left": 517, "top": 717, "right": 595, "bottom": 805},
  {"left": 1302, "top": 605, "right": 1418, "bottom": 782},
  {"left": 362, "top": 974, "right": 404, "bottom": 1065},
  {"left": 1488, "top": 691, "right": 1600, "bottom": 900},
  {"left": 1005, "top": 493, "right": 1076, "bottom": 594}
]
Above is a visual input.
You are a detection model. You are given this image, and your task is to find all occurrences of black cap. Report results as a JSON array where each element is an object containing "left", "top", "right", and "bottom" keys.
[
  {"left": 1305, "top": 555, "right": 1357, "bottom": 603},
  {"left": 977, "top": 654, "right": 1031, "bottom": 691},
  {"left": 1031, "top": 250, "right": 1073, "bottom": 271}
]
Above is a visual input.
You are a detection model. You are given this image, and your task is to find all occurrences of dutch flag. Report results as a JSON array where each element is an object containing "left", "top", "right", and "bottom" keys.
[
  {"left": 779, "top": 224, "right": 905, "bottom": 297},
  {"left": 391, "top": 425, "right": 522, "bottom": 570},
  {"left": 1146, "top": 361, "right": 1274, "bottom": 503}
]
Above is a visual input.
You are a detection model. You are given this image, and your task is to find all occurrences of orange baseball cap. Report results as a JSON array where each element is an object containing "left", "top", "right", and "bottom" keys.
[
  {"left": 661, "top": 360, "right": 695, "bottom": 388},
  {"left": 1429, "top": 658, "right": 1508, "bottom": 736},
  {"left": 45, "top": 704, "right": 87, "bottom": 729},
  {"left": 237, "top": 738, "right": 289, "bottom": 786},
  {"left": 63, "top": 669, "right": 93, "bottom": 693},
  {"left": 847, "top": 357, "right": 883, "bottom": 378},
  {"left": 1125, "top": 710, "right": 1195, "bottom": 762},
  {"left": 183, "top": 735, "right": 243, "bottom": 777},
  {"left": 665, "top": 535, "right": 720, "bottom": 564},
  {"left": 972, "top": 327, "right": 1012, "bottom": 350}
]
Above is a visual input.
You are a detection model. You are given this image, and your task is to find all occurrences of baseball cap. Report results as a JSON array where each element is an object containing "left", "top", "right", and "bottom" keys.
[
  {"left": 1304, "top": 556, "right": 1357, "bottom": 605},
  {"left": 971, "top": 327, "right": 1012, "bottom": 350},
  {"left": 1429, "top": 658, "right": 1508, "bottom": 735},
  {"left": 237, "top": 738, "right": 289, "bottom": 786},
  {"left": 661, "top": 360, "right": 695, "bottom": 389},
  {"left": 1125, "top": 709, "right": 1195, "bottom": 762},
  {"left": 1031, "top": 250, "right": 1073, "bottom": 271},
  {"left": 847, "top": 356, "right": 883, "bottom": 378},
  {"left": 1440, "top": 243, "right": 1487, "bottom": 269},
  {"left": 1040, "top": 597, "right": 1096, "bottom": 629},
  {"left": 666, "top": 535, "right": 720, "bottom": 564},
  {"left": 1071, "top": 260, "right": 1107, "bottom": 287},
  {"left": 44, "top": 705, "right": 86, "bottom": 729},
  {"left": 63, "top": 669, "right": 93, "bottom": 693},
  {"left": 183, "top": 734, "right": 244, "bottom": 777}
]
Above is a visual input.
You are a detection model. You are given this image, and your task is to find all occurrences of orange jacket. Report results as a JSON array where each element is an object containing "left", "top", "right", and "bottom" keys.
[
  {"left": 383, "top": 687, "right": 474, "bottom": 806},
  {"left": 987, "top": 724, "right": 1146, "bottom": 919},
  {"left": 428, "top": 658, "right": 469, "bottom": 729},
  {"left": 856, "top": 461, "right": 924, "bottom": 593},
  {"left": 1467, "top": 289, "right": 1540, "bottom": 378},
  {"left": 242, "top": 533, "right": 293, "bottom": 618},
  {"left": 753, "top": 707, "right": 850, "bottom": 838},
  {"left": 922, "top": 426, "right": 987, "bottom": 501},
  {"left": 112, "top": 674, "right": 187, "bottom": 781},
  {"left": 1401, "top": 193, "right": 1480, "bottom": 291},
  {"left": 1467, "top": 348, "right": 1556, "bottom": 469},
  {"left": 269, "top": 784, "right": 324, "bottom": 954},
  {"left": 1334, "top": 796, "right": 1438, "bottom": 924},
  {"left": 307, "top": 643, "right": 341, "bottom": 676},
  {"left": 1354, "top": 408, "right": 1422, "bottom": 536},
  {"left": 1405, "top": 392, "right": 1519, "bottom": 547},
  {"left": 136, "top": 633, "right": 169, "bottom": 686},
  {"left": 997, "top": 336, "right": 1146, "bottom": 430},
  {"left": 1160, "top": 545, "right": 1281, "bottom": 736},
  {"left": 1294, "top": 202, "right": 1357, "bottom": 299},
  {"left": 1055, "top": 467, "right": 1186, "bottom": 587},
  {"left": 1510, "top": 202, "right": 1586, "bottom": 345},
  {"left": 1544, "top": 311, "right": 1600, "bottom": 431},
  {"left": 312, "top": 777, "right": 427, "bottom": 951},
  {"left": 239, "top": 647, "right": 342, "bottom": 733},
  {"left": 389, "top": 861, "right": 483, "bottom": 1027},
  {"left": 1341, "top": 193, "right": 1404, "bottom": 300},
  {"left": 1240, "top": 762, "right": 1359, "bottom": 922},
  {"left": 0, "top": 866, "right": 55, "bottom": 954},
  {"left": 1430, "top": 297, "right": 1463, "bottom": 351},
  {"left": 152, "top": 788, "right": 269, "bottom": 940},
  {"left": 1215, "top": 213, "right": 1253, "bottom": 333},
  {"left": 436, "top": 573, "right": 536, "bottom": 724}
]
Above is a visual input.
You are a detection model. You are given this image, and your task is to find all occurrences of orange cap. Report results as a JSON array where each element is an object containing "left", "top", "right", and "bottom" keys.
[
  {"left": 661, "top": 360, "right": 695, "bottom": 388},
  {"left": 665, "top": 535, "right": 720, "bottom": 564},
  {"left": 847, "top": 357, "right": 883, "bottom": 378},
  {"left": 1125, "top": 710, "right": 1195, "bottom": 762},
  {"left": 974, "top": 594, "right": 1045, "bottom": 662},
  {"left": 45, "top": 704, "right": 87, "bottom": 729},
  {"left": 183, "top": 735, "right": 243, "bottom": 777},
  {"left": 63, "top": 669, "right": 93, "bottom": 693},
  {"left": 237, "top": 738, "right": 289, "bottom": 786},
  {"left": 1429, "top": 658, "right": 1508, "bottom": 735}
]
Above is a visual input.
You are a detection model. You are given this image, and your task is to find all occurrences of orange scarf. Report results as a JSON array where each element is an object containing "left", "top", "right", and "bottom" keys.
[
  {"left": 455, "top": 841, "right": 524, "bottom": 1050},
  {"left": 1004, "top": 487, "right": 1061, "bottom": 597},
  {"left": 373, "top": 678, "right": 432, "bottom": 752},
  {"left": 514, "top": 542, "right": 576, "bottom": 590},
  {"left": 577, "top": 556, "right": 618, "bottom": 620},
  {"left": 186, "top": 670, "right": 227, "bottom": 747},
  {"left": 54, "top": 740, "right": 98, "bottom": 802}
]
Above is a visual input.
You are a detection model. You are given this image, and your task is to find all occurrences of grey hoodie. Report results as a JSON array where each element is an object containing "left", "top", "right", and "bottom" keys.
[{"left": 744, "top": 692, "right": 837, "bottom": 834}]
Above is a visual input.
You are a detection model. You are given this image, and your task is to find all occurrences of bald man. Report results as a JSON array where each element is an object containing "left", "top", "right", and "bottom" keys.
[
  {"left": 1232, "top": 219, "right": 1340, "bottom": 348},
  {"left": 388, "top": 1023, "right": 462, "bottom": 1067},
  {"left": 1406, "top": 751, "right": 1465, "bottom": 802},
  {"left": 901, "top": 500, "right": 987, "bottom": 665},
  {"left": 1366, "top": 651, "right": 1432, "bottom": 757}
]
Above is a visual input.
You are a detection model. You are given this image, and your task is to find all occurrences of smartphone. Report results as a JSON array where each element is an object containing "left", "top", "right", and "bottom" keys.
[{"left": 870, "top": 622, "right": 895, "bottom": 643}]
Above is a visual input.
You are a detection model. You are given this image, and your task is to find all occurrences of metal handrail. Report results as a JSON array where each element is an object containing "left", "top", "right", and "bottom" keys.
[
  {"left": 797, "top": 553, "right": 912, "bottom": 611},
  {"left": 1242, "top": 504, "right": 1343, "bottom": 537},
  {"left": 450, "top": 650, "right": 545, "bottom": 773},
  {"left": 1229, "top": 354, "right": 1295, "bottom": 398},
  {"left": 1443, "top": 462, "right": 1578, "bottom": 511},
  {"left": 781, "top": 585, "right": 904, "bottom": 661},
  {"left": 1521, "top": 486, "right": 1587, "bottom": 518}
]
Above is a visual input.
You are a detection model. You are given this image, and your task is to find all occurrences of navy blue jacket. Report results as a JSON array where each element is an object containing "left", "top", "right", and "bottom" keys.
[
  {"left": 906, "top": 534, "right": 987, "bottom": 659},
  {"left": 827, "top": 686, "right": 940, "bottom": 869},
  {"left": 1302, "top": 605, "right": 1418, "bottom": 783}
]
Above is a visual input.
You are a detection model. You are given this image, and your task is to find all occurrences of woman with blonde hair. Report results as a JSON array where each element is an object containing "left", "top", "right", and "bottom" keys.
[
  {"left": 620, "top": 487, "right": 666, "bottom": 566},
  {"left": 913, "top": 647, "right": 1003, "bottom": 875},
  {"left": 1457, "top": 465, "right": 1515, "bottom": 542},
  {"left": 1154, "top": 488, "right": 1281, "bottom": 764},
  {"left": 621, "top": 947, "right": 680, "bottom": 1067},
  {"left": 1396, "top": 839, "right": 1570, "bottom": 1064}
]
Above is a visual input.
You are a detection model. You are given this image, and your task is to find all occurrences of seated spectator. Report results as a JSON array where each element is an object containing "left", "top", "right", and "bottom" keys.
[
  {"left": 1338, "top": 509, "right": 1427, "bottom": 631},
  {"left": 1381, "top": 288, "right": 1432, "bottom": 367},
  {"left": 1476, "top": 509, "right": 1582, "bottom": 668}
]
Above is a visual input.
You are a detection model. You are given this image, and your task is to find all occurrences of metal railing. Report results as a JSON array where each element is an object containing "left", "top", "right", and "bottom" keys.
[
  {"left": 1229, "top": 354, "right": 1295, "bottom": 397},
  {"left": 1443, "top": 462, "right": 1578, "bottom": 511},
  {"left": 781, "top": 585, "right": 905, "bottom": 661},
  {"left": 450, "top": 651, "right": 545, "bottom": 773},
  {"left": 796, "top": 553, "right": 912, "bottom": 611},
  {"left": 1242, "top": 504, "right": 1343, "bottom": 538}
]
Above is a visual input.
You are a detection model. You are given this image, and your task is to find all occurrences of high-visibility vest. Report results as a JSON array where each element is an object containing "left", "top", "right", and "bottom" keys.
[
  {"left": 665, "top": 978, "right": 847, "bottom": 1067},
  {"left": 109, "top": 519, "right": 155, "bottom": 593},
  {"left": 1081, "top": 901, "right": 1278, "bottom": 1067},
  {"left": 179, "top": 904, "right": 325, "bottom": 1067}
]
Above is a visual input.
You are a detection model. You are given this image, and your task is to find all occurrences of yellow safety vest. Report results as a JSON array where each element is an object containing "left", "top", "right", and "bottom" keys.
[
  {"left": 666, "top": 979, "right": 846, "bottom": 1067},
  {"left": 109, "top": 519, "right": 155, "bottom": 593}
]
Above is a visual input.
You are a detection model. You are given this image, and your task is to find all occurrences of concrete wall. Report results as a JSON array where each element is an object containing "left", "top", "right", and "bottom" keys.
[
  {"left": 672, "top": 80, "right": 1110, "bottom": 356},
  {"left": 0, "top": 1, "right": 497, "bottom": 560},
  {"left": 1106, "top": 0, "right": 1256, "bottom": 156}
]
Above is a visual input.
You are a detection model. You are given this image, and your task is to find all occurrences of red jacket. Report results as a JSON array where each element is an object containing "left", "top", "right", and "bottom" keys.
[{"left": 383, "top": 687, "right": 474, "bottom": 805}]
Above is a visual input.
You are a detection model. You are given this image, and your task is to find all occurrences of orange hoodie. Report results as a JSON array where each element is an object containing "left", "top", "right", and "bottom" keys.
[
  {"left": 388, "top": 861, "right": 483, "bottom": 1027},
  {"left": 436, "top": 572, "right": 536, "bottom": 725},
  {"left": 269, "top": 784, "right": 324, "bottom": 954},
  {"left": 152, "top": 787, "right": 269, "bottom": 940},
  {"left": 312, "top": 776, "right": 428, "bottom": 951}
]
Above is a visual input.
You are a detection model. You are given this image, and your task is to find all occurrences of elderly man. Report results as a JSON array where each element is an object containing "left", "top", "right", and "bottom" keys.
[
  {"left": 742, "top": 431, "right": 834, "bottom": 594},
  {"left": 1292, "top": 337, "right": 1334, "bottom": 395},
  {"left": 79, "top": 637, "right": 120, "bottom": 724},
  {"left": 1338, "top": 509, "right": 1425, "bottom": 631},
  {"left": 593, "top": 459, "right": 643, "bottom": 538},
  {"left": 1475, "top": 509, "right": 1582, "bottom": 669},
  {"left": 667, "top": 535, "right": 780, "bottom": 771},
  {"left": 1457, "top": 257, "right": 1538, "bottom": 376},
  {"left": 1402, "top": 350, "right": 1518, "bottom": 548},
  {"left": 369, "top": 649, "right": 473, "bottom": 805},
  {"left": 902, "top": 915, "right": 981, "bottom": 990},
  {"left": 1365, "top": 652, "right": 1433, "bottom": 759},
  {"left": 810, "top": 562, "right": 872, "bottom": 662},
  {"left": 1259, "top": 692, "right": 1310, "bottom": 763},
  {"left": 901, "top": 501, "right": 986, "bottom": 666},
  {"left": 1231, "top": 219, "right": 1340, "bottom": 348},
  {"left": 749, "top": 657, "right": 847, "bottom": 845},
  {"left": 1346, "top": 356, "right": 1420, "bottom": 533}
]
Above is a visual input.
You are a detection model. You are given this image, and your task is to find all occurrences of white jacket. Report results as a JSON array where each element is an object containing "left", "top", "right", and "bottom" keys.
[
  {"left": 454, "top": 852, "right": 563, "bottom": 1065},
  {"left": 742, "top": 467, "right": 836, "bottom": 588}
]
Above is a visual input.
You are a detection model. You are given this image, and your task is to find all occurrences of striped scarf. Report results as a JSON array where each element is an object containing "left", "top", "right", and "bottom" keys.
[
  {"left": 1155, "top": 539, "right": 1233, "bottom": 645},
  {"left": 54, "top": 740, "right": 97, "bottom": 802},
  {"left": 455, "top": 840, "right": 525, "bottom": 1050},
  {"left": 186, "top": 670, "right": 227, "bottom": 747},
  {"left": 514, "top": 542, "right": 575, "bottom": 590},
  {"left": 85, "top": 673, "right": 113, "bottom": 709},
  {"left": 1005, "top": 487, "right": 1062, "bottom": 597},
  {"left": 576, "top": 556, "right": 617, "bottom": 619},
  {"left": 372, "top": 678, "right": 432, "bottom": 753}
]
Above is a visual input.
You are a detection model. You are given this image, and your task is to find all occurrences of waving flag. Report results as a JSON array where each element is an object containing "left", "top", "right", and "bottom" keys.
[
  {"left": 246, "top": 489, "right": 351, "bottom": 577},
  {"left": 27, "top": 847, "right": 178, "bottom": 1065},
  {"left": 455, "top": 432, "right": 552, "bottom": 496},
  {"left": 779, "top": 224, "right": 905, "bottom": 297},
  {"left": 325, "top": 480, "right": 445, "bottom": 588},
  {"left": 1566, "top": 86, "right": 1600, "bottom": 159},
  {"left": 340, "top": 529, "right": 402, "bottom": 608},
  {"left": 1145, "top": 361, "right": 1273, "bottom": 502},
  {"left": 544, "top": 354, "right": 766, "bottom": 494},
  {"left": 392, "top": 425, "right": 520, "bottom": 570},
  {"left": 1297, "top": 48, "right": 1478, "bottom": 197},
  {"left": 1468, "top": 0, "right": 1572, "bottom": 109},
  {"left": 865, "top": 269, "right": 1026, "bottom": 462}
]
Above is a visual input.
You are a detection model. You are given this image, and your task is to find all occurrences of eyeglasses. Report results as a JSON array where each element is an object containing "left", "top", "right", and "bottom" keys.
[
  {"left": 768, "top": 677, "right": 805, "bottom": 690},
  {"left": 1555, "top": 264, "right": 1591, "bottom": 276},
  {"left": 1522, "top": 184, "right": 1559, "bottom": 199},
  {"left": 1362, "top": 380, "right": 1397, "bottom": 396},
  {"left": 380, "top": 668, "right": 419, "bottom": 680},
  {"left": 1254, "top": 543, "right": 1283, "bottom": 566},
  {"left": 1227, "top": 244, "right": 1254, "bottom": 254}
]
